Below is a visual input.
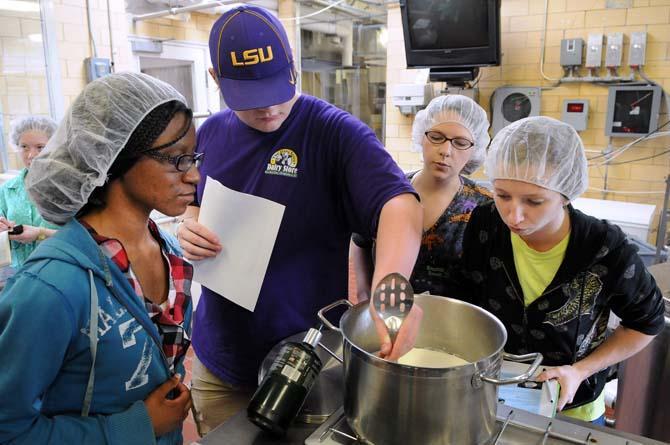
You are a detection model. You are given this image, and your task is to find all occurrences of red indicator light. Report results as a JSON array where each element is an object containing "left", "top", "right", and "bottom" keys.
[{"left": 566, "top": 103, "right": 584, "bottom": 113}]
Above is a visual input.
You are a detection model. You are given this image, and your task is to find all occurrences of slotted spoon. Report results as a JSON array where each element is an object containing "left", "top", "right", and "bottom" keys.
[{"left": 372, "top": 272, "right": 414, "bottom": 344}]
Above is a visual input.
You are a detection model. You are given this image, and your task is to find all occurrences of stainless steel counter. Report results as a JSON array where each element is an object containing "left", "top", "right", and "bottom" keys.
[
  {"left": 194, "top": 410, "right": 316, "bottom": 445},
  {"left": 194, "top": 404, "right": 668, "bottom": 445}
]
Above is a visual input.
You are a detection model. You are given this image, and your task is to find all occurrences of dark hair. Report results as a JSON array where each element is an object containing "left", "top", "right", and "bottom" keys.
[{"left": 77, "top": 100, "right": 192, "bottom": 216}]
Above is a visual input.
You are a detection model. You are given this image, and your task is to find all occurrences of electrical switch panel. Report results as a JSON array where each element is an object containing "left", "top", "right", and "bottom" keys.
[
  {"left": 628, "top": 32, "right": 647, "bottom": 67},
  {"left": 560, "top": 39, "right": 584, "bottom": 67},
  {"left": 561, "top": 100, "right": 589, "bottom": 132},
  {"left": 585, "top": 33, "right": 604, "bottom": 68},
  {"left": 605, "top": 33, "right": 624, "bottom": 68},
  {"left": 85, "top": 58, "right": 112, "bottom": 82}
]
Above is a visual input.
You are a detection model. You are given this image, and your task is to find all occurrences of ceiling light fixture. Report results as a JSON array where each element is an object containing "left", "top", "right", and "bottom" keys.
[{"left": 0, "top": 0, "right": 40, "bottom": 13}]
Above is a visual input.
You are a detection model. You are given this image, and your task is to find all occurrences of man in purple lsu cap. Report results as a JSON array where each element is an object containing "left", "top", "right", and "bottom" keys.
[{"left": 177, "top": 4, "right": 423, "bottom": 433}]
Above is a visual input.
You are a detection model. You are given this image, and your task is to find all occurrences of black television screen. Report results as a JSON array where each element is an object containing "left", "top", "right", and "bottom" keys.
[
  {"left": 400, "top": 0, "right": 501, "bottom": 68},
  {"left": 407, "top": 0, "right": 489, "bottom": 50}
]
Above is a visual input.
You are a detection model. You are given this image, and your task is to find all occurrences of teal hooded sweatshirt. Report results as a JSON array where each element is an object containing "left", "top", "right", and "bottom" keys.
[{"left": 0, "top": 219, "right": 191, "bottom": 445}]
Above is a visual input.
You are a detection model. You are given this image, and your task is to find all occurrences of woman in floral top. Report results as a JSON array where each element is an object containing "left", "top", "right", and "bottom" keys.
[{"left": 351, "top": 95, "right": 491, "bottom": 298}]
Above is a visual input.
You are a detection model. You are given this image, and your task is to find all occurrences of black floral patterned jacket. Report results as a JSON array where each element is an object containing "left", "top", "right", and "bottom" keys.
[{"left": 446, "top": 202, "right": 665, "bottom": 409}]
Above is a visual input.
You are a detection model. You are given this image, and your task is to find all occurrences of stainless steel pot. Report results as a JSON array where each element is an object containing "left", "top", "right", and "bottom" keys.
[{"left": 318, "top": 295, "right": 542, "bottom": 445}]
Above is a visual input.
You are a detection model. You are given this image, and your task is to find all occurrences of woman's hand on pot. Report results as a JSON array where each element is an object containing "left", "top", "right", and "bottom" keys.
[
  {"left": 536, "top": 365, "right": 587, "bottom": 411},
  {"left": 369, "top": 302, "right": 423, "bottom": 361},
  {"left": 177, "top": 217, "right": 222, "bottom": 261},
  {"left": 145, "top": 374, "right": 192, "bottom": 436}
]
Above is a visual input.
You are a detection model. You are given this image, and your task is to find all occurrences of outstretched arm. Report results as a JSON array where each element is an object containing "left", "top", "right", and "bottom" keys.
[{"left": 369, "top": 193, "right": 423, "bottom": 360}]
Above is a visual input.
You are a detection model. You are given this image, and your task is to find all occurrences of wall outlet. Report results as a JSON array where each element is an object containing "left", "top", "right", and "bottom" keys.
[{"left": 605, "top": 33, "right": 624, "bottom": 68}]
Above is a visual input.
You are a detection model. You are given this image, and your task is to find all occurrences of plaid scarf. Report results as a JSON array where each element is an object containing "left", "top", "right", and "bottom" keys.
[{"left": 81, "top": 219, "right": 192, "bottom": 372}]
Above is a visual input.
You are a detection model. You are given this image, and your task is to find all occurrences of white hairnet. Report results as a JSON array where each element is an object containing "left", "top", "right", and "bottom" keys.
[
  {"left": 9, "top": 115, "right": 58, "bottom": 148},
  {"left": 485, "top": 116, "right": 588, "bottom": 201},
  {"left": 410, "top": 94, "right": 491, "bottom": 175},
  {"left": 26, "top": 71, "right": 186, "bottom": 225},
  {"left": 411, "top": 108, "right": 429, "bottom": 152}
]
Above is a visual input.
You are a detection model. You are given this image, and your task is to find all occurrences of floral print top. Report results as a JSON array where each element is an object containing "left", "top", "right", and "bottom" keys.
[{"left": 408, "top": 172, "right": 492, "bottom": 296}]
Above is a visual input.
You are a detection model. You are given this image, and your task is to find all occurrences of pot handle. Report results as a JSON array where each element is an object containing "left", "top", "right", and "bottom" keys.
[
  {"left": 317, "top": 342, "right": 344, "bottom": 364},
  {"left": 317, "top": 299, "right": 353, "bottom": 333},
  {"left": 479, "top": 352, "right": 544, "bottom": 386}
]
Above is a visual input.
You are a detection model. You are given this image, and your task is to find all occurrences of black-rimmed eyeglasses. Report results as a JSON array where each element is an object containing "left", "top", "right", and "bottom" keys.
[
  {"left": 424, "top": 131, "right": 474, "bottom": 150},
  {"left": 144, "top": 151, "right": 204, "bottom": 172}
]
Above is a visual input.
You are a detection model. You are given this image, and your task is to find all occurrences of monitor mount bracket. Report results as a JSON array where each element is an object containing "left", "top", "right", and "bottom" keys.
[{"left": 429, "top": 67, "right": 479, "bottom": 87}]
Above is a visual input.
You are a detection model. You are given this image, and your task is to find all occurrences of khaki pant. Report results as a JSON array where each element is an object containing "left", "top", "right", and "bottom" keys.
[{"left": 190, "top": 355, "right": 255, "bottom": 437}]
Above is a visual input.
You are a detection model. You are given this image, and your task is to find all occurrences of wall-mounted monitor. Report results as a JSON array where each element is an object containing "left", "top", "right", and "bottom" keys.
[
  {"left": 605, "top": 85, "right": 662, "bottom": 137},
  {"left": 399, "top": 0, "right": 501, "bottom": 68}
]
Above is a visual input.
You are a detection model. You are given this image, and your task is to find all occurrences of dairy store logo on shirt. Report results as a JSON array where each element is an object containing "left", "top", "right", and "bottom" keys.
[{"left": 265, "top": 148, "right": 299, "bottom": 178}]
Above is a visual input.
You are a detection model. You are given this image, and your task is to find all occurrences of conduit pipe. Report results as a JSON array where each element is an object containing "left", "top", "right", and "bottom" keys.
[
  {"left": 539, "top": 0, "right": 560, "bottom": 83},
  {"left": 132, "top": 0, "right": 238, "bottom": 22},
  {"left": 133, "top": 0, "right": 384, "bottom": 23}
]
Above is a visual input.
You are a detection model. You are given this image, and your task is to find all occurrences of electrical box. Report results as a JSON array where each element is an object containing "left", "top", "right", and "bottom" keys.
[
  {"left": 561, "top": 99, "right": 589, "bottom": 132},
  {"left": 85, "top": 57, "right": 112, "bottom": 82},
  {"left": 560, "top": 38, "right": 584, "bottom": 67},
  {"left": 605, "top": 85, "right": 662, "bottom": 137},
  {"left": 605, "top": 33, "right": 624, "bottom": 68},
  {"left": 585, "top": 33, "right": 604, "bottom": 68},
  {"left": 628, "top": 32, "right": 647, "bottom": 67}
]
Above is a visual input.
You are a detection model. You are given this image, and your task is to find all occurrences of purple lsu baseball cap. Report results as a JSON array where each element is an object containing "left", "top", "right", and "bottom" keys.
[{"left": 209, "top": 5, "right": 296, "bottom": 111}]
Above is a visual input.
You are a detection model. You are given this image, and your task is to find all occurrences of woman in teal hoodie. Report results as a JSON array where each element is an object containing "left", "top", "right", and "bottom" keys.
[{"left": 0, "top": 72, "right": 201, "bottom": 444}]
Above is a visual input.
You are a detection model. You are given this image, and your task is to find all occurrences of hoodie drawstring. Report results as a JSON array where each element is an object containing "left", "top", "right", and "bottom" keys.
[{"left": 81, "top": 269, "right": 99, "bottom": 417}]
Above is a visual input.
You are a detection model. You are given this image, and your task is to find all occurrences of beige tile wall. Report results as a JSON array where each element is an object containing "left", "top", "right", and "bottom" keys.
[
  {"left": 0, "top": 4, "right": 50, "bottom": 170},
  {"left": 53, "top": 0, "right": 134, "bottom": 109},
  {"left": 131, "top": 12, "right": 213, "bottom": 44},
  {"left": 385, "top": 1, "right": 670, "bottom": 244},
  {"left": 0, "top": 0, "right": 140, "bottom": 168}
]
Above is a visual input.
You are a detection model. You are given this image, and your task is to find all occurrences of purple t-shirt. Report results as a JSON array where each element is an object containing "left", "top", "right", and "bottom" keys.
[{"left": 192, "top": 95, "right": 415, "bottom": 386}]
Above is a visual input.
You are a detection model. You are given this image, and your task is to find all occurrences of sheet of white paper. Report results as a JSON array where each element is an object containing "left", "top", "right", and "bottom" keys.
[
  {"left": 193, "top": 176, "right": 285, "bottom": 311},
  {"left": 0, "top": 231, "right": 10, "bottom": 267}
]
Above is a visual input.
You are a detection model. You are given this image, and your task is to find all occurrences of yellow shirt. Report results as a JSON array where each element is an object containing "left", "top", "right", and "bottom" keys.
[
  {"left": 510, "top": 232, "right": 605, "bottom": 421},
  {"left": 510, "top": 232, "right": 569, "bottom": 307}
]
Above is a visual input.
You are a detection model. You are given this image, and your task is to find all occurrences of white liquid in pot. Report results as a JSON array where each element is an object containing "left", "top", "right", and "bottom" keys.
[{"left": 397, "top": 348, "right": 469, "bottom": 368}]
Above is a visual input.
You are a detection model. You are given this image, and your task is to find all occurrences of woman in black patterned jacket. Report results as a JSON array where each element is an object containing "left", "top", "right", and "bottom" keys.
[{"left": 446, "top": 116, "right": 664, "bottom": 424}]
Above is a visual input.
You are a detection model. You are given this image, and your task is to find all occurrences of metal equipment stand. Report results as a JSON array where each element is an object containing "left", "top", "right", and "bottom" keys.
[{"left": 655, "top": 175, "right": 670, "bottom": 263}]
